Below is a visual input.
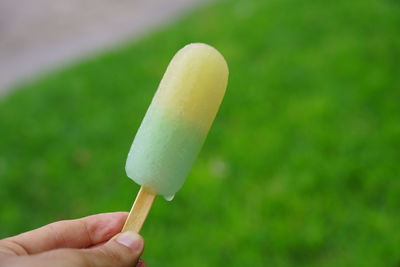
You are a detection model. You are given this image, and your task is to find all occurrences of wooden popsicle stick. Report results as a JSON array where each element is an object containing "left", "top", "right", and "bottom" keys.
[{"left": 121, "top": 186, "right": 157, "bottom": 233}]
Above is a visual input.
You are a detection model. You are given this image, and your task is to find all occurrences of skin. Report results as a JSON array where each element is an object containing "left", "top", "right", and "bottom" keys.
[{"left": 0, "top": 212, "right": 145, "bottom": 267}]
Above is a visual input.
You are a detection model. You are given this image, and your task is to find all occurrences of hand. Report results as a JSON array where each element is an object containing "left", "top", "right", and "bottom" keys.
[{"left": 0, "top": 212, "right": 145, "bottom": 267}]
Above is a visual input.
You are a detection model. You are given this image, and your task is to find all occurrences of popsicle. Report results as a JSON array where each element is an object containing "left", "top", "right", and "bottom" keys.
[{"left": 122, "top": 43, "right": 228, "bottom": 233}]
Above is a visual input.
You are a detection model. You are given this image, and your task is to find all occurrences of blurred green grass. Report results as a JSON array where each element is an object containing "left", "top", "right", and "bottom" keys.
[{"left": 1, "top": 0, "right": 400, "bottom": 265}]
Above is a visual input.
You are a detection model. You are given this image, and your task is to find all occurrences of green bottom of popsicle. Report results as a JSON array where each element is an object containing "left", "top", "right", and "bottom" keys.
[{"left": 125, "top": 109, "right": 206, "bottom": 199}]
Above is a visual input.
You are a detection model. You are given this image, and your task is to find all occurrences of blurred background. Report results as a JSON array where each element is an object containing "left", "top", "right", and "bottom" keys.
[{"left": 0, "top": 0, "right": 399, "bottom": 266}]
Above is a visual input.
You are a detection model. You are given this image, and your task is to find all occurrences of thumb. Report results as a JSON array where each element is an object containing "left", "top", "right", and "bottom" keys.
[
  {"left": 5, "top": 232, "right": 144, "bottom": 267},
  {"left": 84, "top": 231, "right": 144, "bottom": 267}
]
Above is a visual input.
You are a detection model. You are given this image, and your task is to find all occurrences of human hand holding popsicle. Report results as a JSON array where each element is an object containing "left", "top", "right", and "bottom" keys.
[{"left": 0, "top": 212, "right": 145, "bottom": 267}]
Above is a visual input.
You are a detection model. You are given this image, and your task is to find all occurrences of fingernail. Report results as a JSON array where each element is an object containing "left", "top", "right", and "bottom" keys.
[{"left": 116, "top": 231, "right": 143, "bottom": 251}]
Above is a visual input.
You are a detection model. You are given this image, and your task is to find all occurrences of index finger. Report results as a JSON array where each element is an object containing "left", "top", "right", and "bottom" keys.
[{"left": 1, "top": 212, "right": 128, "bottom": 255}]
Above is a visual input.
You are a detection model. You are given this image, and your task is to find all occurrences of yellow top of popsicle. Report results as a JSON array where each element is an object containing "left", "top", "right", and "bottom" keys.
[{"left": 153, "top": 43, "right": 229, "bottom": 132}]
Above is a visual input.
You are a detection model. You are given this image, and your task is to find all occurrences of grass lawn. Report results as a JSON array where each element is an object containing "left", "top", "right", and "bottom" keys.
[{"left": 1, "top": 0, "right": 399, "bottom": 265}]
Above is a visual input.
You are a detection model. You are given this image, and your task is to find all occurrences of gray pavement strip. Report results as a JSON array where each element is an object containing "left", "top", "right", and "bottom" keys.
[{"left": 0, "top": 0, "right": 209, "bottom": 96}]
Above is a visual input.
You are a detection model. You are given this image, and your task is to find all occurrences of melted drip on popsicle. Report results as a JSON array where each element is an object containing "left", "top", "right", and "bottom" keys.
[{"left": 164, "top": 194, "right": 175, "bottom": 201}]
